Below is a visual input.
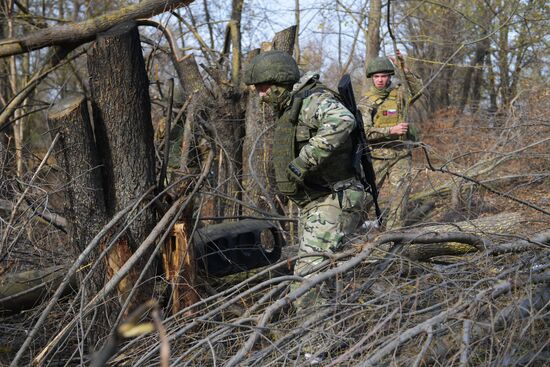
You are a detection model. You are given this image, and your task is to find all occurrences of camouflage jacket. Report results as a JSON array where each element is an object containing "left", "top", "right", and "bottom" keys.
[
  {"left": 288, "top": 72, "right": 357, "bottom": 186},
  {"left": 358, "top": 71, "right": 422, "bottom": 155}
]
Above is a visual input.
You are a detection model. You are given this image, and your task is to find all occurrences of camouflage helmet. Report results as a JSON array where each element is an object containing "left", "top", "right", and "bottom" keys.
[
  {"left": 243, "top": 50, "right": 300, "bottom": 86},
  {"left": 366, "top": 56, "right": 395, "bottom": 78}
]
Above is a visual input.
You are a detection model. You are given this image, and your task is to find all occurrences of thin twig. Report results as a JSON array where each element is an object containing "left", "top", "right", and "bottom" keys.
[
  {"left": 422, "top": 146, "right": 550, "bottom": 216},
  {"left": 1, "top": 133, "right": 60, "bottom": 256}
]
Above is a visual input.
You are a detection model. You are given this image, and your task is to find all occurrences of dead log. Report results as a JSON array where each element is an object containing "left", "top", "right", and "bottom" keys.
[
  {"left": 0, "top": 265, "right": 76, "bottom": 315},
  {"left": 415, "top": 211, "right": 526, "bottom": 234},
  {"left": 488, "top": 230, "right": 550, "bottom": 255},
  {"left": 0, "top": 0, "right": 194, "bottom": 58},
  {"left": 414, "top": 141, "right": 550, "bottom": 217},
  {"left": 88, "top": 21, "right": 157, "bottom": 309},
  {"left": 400, "top": 212, "right": 528, "bottom": 261},
  {"left": 402, "top": 241, "right": 478, "bottom": 261},
  {"left": 404, "top": 199, "right": 436, "bottom": 225}
]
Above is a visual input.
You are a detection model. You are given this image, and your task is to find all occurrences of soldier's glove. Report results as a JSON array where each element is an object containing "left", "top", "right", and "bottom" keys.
[{"left": 286, "top": 157, "right": 309, "bottom": 184}]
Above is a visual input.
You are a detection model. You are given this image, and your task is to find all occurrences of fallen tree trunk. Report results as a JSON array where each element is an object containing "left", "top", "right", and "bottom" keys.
[
  {"left": 0, "top": 0, "right": 194, "bottom": 58},
  {"left": 283, "top": 213, "right": 528, "bottom": 262},
  {"left": 414, "top": 211, "right": 526, "bottom": 234},
  {"left": 414, "top": 126, "right": 550, "bottom": 206},
  {"left": 0, "top": 265, "right": 76, "bottom": 315},
  {"left": 401, "top": 212, "right": 526, "bottom": 260}
]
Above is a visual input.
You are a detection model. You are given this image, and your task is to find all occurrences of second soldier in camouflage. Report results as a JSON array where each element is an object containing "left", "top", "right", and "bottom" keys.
[{"left": 358, "top": 55, "right": 423, "bottom": 229}]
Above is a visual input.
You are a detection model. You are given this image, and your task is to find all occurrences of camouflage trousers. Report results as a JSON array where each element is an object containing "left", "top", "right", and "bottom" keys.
[
  {"left": 294, "top": 184, "right": 365, "bottom": 275},
  {"left": 372, "top": 148, "right": 412, "bottom": 229}
]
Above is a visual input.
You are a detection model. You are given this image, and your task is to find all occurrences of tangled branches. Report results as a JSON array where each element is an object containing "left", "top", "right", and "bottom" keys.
[{"left": 106, "top": 229, "right": 550, "bottom": 366}]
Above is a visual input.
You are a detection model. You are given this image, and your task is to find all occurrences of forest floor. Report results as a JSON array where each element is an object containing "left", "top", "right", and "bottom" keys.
[
  {"left": 93, "top": 104, "right": 549, "bottom": 366},
  {"left": 1, "top": 100, "right": 549, "bottom": 366}
]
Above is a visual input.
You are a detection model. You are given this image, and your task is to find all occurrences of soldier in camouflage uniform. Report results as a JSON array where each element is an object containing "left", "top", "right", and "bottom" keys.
[
  {"left": 244, "top": 50, "right": 365, "bottom": 278},
  {"left": 358, "top": 54, "right": 422, "bottom": 229}
]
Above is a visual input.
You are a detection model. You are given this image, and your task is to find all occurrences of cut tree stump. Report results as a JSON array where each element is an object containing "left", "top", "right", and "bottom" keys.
[
  {"left": 88, "top": 20, "right": 157, "bottom": 309},
  {"left": 48, "top": 93, "right": 107, "bottom": 255}
]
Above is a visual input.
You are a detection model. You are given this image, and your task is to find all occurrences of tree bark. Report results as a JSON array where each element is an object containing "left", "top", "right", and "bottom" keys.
[
  {"left": 0, "top": 0, "right": 12, "bottom": 191},
  {"left": 487, "top": 52, "right": 498, "bottom": 113},
  {"left": 459, "top": 42, "right": 488, "bottom": 113},
  {"left": 272, "top": 25, "right": 297, "bottom": 54},
  {"left": 497, "top": 5, "right": 511, "bottom": 108},
  {"left": 211, "top": 0, "right": 247, "bottom": 218},
  {"left": 48, "top": 93, "right": 107, "bottom": 254},
  {"left": 47, "top": 94, "right": 110, "bottom": 340},
  {"left": 87, "top": 21, "right": 157, "bottom": 309},
  {"left": 0, "top": 0, "right": 8, "bottom": 108},
  {"left": 174, "top": 54, "right": 205, "bottom": 100},
  {"left": 366, "top": 0, "right": 381, "bottom": 60},
  {"left": 470, "top": 38, "right": 490, "bottom": 112},
  {"left": 229, "top": 0, "right": 244, "bottom": 87}
]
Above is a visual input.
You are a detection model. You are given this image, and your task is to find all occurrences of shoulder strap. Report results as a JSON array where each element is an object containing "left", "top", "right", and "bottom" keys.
[
  {"left": 388, "top": 88, "right": 400, "bottom": 99},
  {"left": 363, "top": 89, "right": 385, "bottom": 106},
  {"left": 279, "top": 95, "right": 304, "bottom": 126},
  {"left": 283, "top": 81, "right": 334, "bottom": 124},
  {"left": 294, "top": 81, "right": 334, "bottom": 99},
  {"left": 279, "top": 79, "right": 332, "bottom": 126}
]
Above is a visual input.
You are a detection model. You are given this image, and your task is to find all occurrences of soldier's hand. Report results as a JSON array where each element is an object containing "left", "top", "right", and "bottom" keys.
[
  {"left": 286, "top": 157, "right": 308, "bottom": 184},
  {"left": 390, "top": 122, "right": 409, "bottom": 135},
  {"left": 389, "top": 50, "right": 408, "bottom": 72},
  {"left": 396, "top": 50, "right": 405, "bottom": 64}
]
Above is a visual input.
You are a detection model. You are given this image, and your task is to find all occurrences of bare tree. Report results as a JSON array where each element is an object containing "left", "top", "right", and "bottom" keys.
[{"left": 366, "top": 0, "right": 381, "bottom": 60}]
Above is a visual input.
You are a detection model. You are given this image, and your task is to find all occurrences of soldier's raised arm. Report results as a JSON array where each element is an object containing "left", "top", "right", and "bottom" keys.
[
  {"left": 403, "top": 70, "right": 423, "bottom": 104},
  {"left": 389, "top": 52, "right": 423, "bottom": 103}
]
